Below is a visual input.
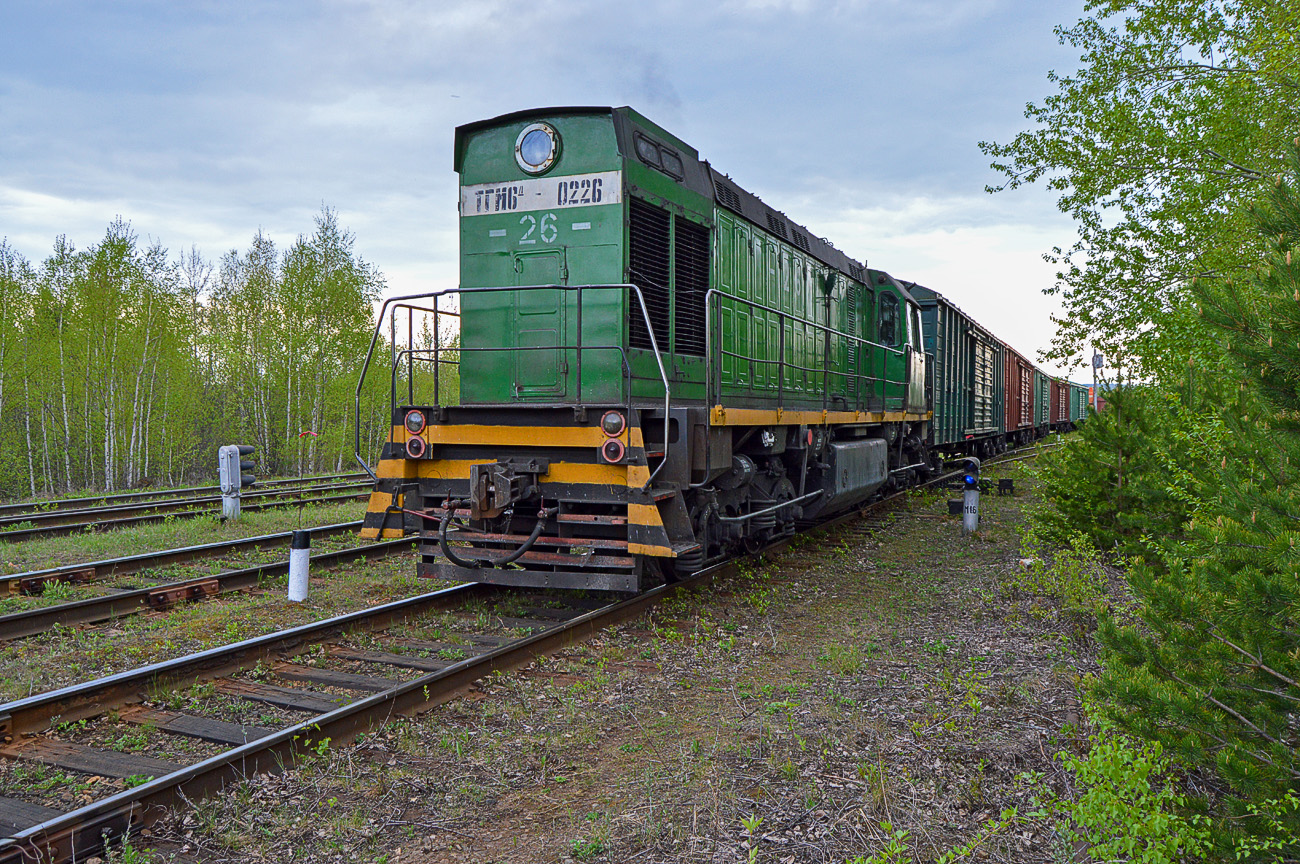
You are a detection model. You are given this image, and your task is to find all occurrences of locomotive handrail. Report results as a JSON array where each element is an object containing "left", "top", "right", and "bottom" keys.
[
  {"left": 356, "top": 290, "right": 456, "bottom": 482},
  {"left": 354, "top": 284, "right": 672, "bottom": 488},
  {"left": 702, "top": 288, "right": 909, "bottom": 414},
  {"left": 388, "top": 301, "right": 459, "bottom": 430},
  {"left": 387, "top": 341, "right": 634, "bottom": 426}
]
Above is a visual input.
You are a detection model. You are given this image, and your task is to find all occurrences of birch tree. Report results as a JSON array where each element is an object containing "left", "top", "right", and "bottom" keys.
[{"left": 980, "top": 0, "right": 1300, "bottom": 378}]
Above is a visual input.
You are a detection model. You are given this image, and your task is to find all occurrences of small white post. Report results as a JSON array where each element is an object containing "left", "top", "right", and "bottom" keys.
[
  {"left": 960, "top": 456, "right": 981, "bottom": 535},
  {"left": 963, "top": 485, "right": 980, "bottom": 534},
  {"left": 288, "top": 530, "right": 311, "bottom": 602}
]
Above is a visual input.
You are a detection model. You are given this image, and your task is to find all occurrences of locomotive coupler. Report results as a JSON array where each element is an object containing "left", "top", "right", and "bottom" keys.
[{"left": 469, "top": 458, "right": 551, "bottom": 520}]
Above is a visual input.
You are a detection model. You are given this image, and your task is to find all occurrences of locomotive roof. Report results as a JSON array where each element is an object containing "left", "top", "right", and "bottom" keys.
[{"left": 454, "top": 106, "right": 878, "bottom": 292}]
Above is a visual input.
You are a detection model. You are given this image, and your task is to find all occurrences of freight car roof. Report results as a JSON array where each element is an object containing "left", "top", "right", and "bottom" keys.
[{"left": 904, "top": 283, "right": 996, "bottom": 339}]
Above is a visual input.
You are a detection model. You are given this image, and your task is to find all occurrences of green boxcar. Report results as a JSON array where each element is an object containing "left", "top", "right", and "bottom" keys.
[
  {"left": 909, "top": 284, "right": 1004, "bottom": 455},
  {"left": 1034, "top": 369, "right": 1051, "bottom": 428},
  {"left": 1069, "top": 382, "right": 1088, "bottom": 424}
]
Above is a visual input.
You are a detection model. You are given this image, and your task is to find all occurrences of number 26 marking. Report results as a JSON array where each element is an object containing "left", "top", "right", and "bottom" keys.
[{"left": 519, "top": 212, "right": 558, "bottom": 246}]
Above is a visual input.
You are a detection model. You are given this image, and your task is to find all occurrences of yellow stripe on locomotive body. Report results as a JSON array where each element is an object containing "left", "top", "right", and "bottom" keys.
[
  {"left": 361, "top": 420, "right": 677, "bottom": 567},
  {"left": 709, "top": 407, "right": 933, "bottom": 427}
]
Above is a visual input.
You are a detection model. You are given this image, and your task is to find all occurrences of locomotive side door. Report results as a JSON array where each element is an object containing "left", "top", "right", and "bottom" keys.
[
  {"left": 512, "top": 248, "right": 568, "bottom": 399},
  {"left": 877, "top": 290, "right": 906, "bottom": 411},
  {"left": 905, "top": 303, "right": 928, "bottom": 414}
]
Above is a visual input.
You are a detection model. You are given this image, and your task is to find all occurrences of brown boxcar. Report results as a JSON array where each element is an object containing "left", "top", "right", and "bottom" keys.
[
  {"left": 1003, "top": 340, "right": 1035, "bottom": 446},
  {"left": 1050, "top": 378, "right": 1070, "bottom": 429}
]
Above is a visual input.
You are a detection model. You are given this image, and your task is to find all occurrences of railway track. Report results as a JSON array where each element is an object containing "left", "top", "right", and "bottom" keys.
[
  {"left": 2, "top": 521, "right": 365, "bottom": 597},
  {"left": 0, "top": 535, "right": 417, "bottom": 641},
  {"left": 0, "top": 473, "right": 369, "bottom": 519},
  {"left": 0, "top": 480, "right": 372, "bottom": 543},
  {"left": 0, "top": 446, "right": 1047, "bottom": 863}
]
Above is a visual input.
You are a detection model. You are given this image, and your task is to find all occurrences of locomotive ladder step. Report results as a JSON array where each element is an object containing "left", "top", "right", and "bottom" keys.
[
  {"left": 422, "top": 561, "right": 640, "bottom": 593},
  {"left": 421, "top": 545, "right": 636, "bottom": 569},
  {"left": 557, "top": 513, "right": 627, "bottom": 525},
  {"left": 649, "top": 487, "right": 678, "bottom": 502},
  {"left": 441, "top": 529, "right": 629, "bottom": 550}
]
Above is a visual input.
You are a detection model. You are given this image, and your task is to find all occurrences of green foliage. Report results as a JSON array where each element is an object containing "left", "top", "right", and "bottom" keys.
[
  {"left": 846, "top": 822, "right": 910, "bottom": 864},
  {"left": 817, "top": 642, "right": 865, "bottom": 675},
  {"left": 208, "top": 207, "right": 387, "bottom": 476},
  {"left": 1070, "top": 143, "right": 1300, "bottom": 857},
  {"left": 0, "top": 207, "right": 394, "bottom": 497},
  {"left": 1026, "top": 384, "right": 1228, "bottom": 557},
  {"left": 1012, "top": 530, "right": 1108, "bottom": 616},
  {"left": 981, "top": 0, "right": 1300, "bottom": 374},
  {"left": 101, "top": 835, "right": 155, "bottom": 864},
  {"left": 1056, "top": 728, "right": 1212, "bottom": 862}
]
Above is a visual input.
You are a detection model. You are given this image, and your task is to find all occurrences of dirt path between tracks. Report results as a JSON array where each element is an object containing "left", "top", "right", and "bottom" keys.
[{"left": 138, "top": 458, "right": 1094, "bottom": 864}]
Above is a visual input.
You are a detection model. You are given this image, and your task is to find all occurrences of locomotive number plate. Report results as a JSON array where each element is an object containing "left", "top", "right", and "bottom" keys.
[{"left": 461, "top": 171, "right": 622, "bottom": 216}]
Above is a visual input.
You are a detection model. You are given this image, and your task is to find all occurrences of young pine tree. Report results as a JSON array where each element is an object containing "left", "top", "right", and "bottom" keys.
[{"left": 1095, "top": 143, "right": 1300, "bottom": 855}]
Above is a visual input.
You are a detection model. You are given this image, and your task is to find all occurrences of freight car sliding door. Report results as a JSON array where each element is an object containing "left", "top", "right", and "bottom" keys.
[
  {"left": 1019, "top": 367, "right": 1033, "bottom": 426},
  {"left": 972, "top": 338, "right": 996, "bottom": 434}
]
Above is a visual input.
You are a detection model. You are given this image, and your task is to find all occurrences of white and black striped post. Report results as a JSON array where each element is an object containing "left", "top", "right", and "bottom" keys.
[{"left": 287, "top": 530, "right": 311, "bottom": 602}]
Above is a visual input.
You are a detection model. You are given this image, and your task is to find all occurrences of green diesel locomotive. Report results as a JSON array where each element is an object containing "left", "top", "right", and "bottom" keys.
[{"left": 359, "top": 106, "right": 935, "bottom": 591}]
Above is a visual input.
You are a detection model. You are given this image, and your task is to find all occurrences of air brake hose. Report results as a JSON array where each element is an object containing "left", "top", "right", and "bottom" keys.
[{"left": 438, "top": 500, "right": 557, "bottom": 570}]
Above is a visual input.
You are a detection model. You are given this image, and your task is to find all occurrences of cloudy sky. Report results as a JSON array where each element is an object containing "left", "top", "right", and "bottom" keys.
[{"left": 1, "top": 0, "right": 1089, "bottom": 376}]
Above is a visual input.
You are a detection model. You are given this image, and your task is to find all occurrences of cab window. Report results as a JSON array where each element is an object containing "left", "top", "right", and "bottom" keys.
[{"left": 878, "top": 292, "right": 899, "bottom": 346}]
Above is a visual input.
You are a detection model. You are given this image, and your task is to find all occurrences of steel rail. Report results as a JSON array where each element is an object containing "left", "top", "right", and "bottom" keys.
[
  {"left": 0, "top": 584, "right": 494, "bottom": 740},
  {"left": 0, "top": 443, "right": 1054, "bottom": 862},
  {"left": 0, "top": 537, "right": 417, "bottom": 642},
  {"left": 0, "top": 480, "right": 372, "bottom": 532},
  {"left": 0, "top": 474, "right": 368, "bottom": 518},
  {"left": 0, "top": 576, "right": 705, "bottom": 864},
  {"left": 1, "top": 521, "right": 364, "bottom": 595},
  {"left": 0, "top": 491, "right": 370, "bottom": 544},
  {"left": 0, "top": 580, "right": 501, "bottom": 863}
]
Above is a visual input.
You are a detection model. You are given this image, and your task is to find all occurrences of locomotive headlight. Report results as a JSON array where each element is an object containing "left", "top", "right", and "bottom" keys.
[
  {"left": 404, "top": 409, "right": 426, "bottom": 436},
  {"left": 515, "top": 123, "right": 560, "bottom": 174},
  {"left": 600, "top": 410, "right": 626, "bottom": 437},
  {"left": 600, "top": 439, "right": 626, "bottom": 463},
  {"left": 406, "top": 436, "right": 427, "bottom": 459}
]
